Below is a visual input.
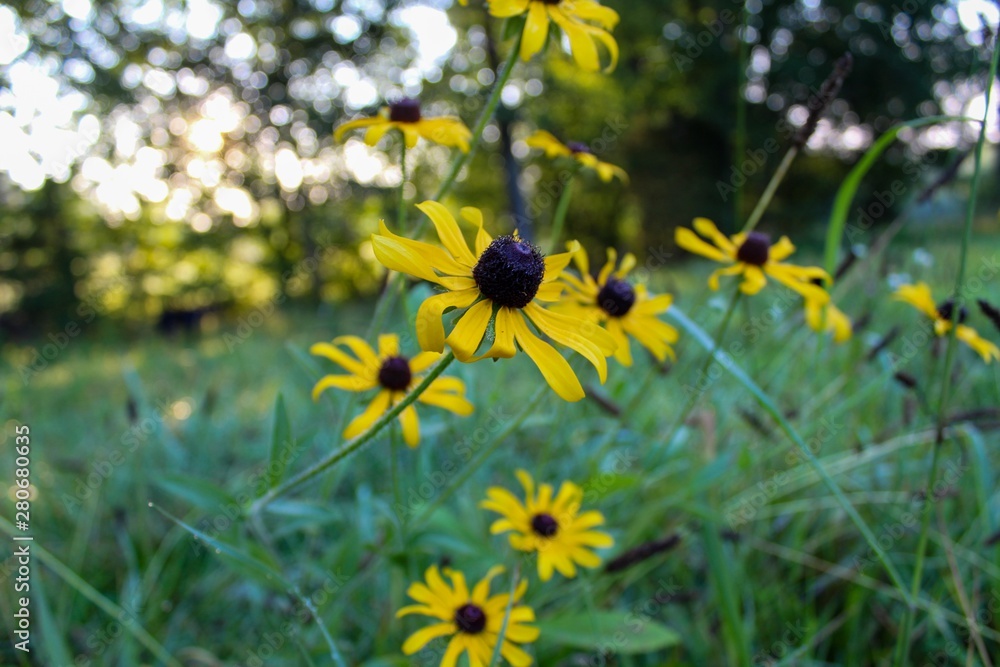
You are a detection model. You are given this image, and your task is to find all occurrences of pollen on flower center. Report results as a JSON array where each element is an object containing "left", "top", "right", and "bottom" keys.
[
  {"left": 378, "top": 356, "right": 412, "bottom": 391},
  {"left": 389, "top": 98, "right": 421, "bottom": 123},
  {"left": 454, "top": 603, "right": 487, "bottom": 634},
  {"left": 566, "top": 141, "right": 592, "bottom": 154},
  {"left": 472, "top": 235, "right": 546, "bottom": 309},
  {"left": 531, "top": 513, "right": 559, "bottom": 537},
  {"left": 597, "top": 277, "right": 636, "bottom": 317},
  {"left": 736, "top": 231, "right": 771, "bottom": 266},
  {"left": 937, "top": 299, "right": 968, "bottom": 324}
]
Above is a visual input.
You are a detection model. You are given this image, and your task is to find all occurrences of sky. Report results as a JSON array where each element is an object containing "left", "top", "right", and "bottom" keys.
[{"left": 0, "top": 0, "right": 996, "bottom": 220}]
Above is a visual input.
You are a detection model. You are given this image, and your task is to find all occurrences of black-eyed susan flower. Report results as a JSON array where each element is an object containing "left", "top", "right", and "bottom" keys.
[
  {"left": 525, "top": 131, "right": 627, "bottom": 183},
  {"left": 804, "top": 296, "right": 852, "bottom": 343},
  {"left": 481, "top": 470, "right": 613, "bottom": 581},
  {"left": 489, "top": 0, "right": 619, "bottom": 72},
  {"left": 334, "top": 98, "right": 471, "bottom": 151},
  {"left": 675, "top": 218, "right": 830, "bottom": 302},
  {"left": 371, "top": 201, "right": 616, "bottom": 402},
  {"left": 397, "top": 565, "right": 539, "bottom": 667},
  {"left": 556, "top": 246, "right": 678, "bottom": 366},
  {"left": 894, "top": 282, "right": 1000, "bottom": 363},
  {"left": 310, "top": 334, "right": 473, "bottom": 446}
]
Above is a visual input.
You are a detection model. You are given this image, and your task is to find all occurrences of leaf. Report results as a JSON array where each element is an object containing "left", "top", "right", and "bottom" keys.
[
  {"left": 538, "top": 611, "right": 681, "bottom": 654},
  {"left": 268, "top": 393, "right": 293, "bottom": 490},
  {"left": 156, "top": 474, "right": 236, "bottom": 512}
]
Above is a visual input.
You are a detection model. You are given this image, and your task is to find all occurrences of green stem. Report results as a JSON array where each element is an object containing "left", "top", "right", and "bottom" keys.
[
  {"left": 893, "top": 30, "right": 1000, "bottom": 667},
  {"left": 397, "top": 139, "right": 408, "bottom": 231},
  {"left": 430, "top": 30, "right": 522, "bottom": 206},
  {"left": 703, "top": 522, "right": 750, "bottom": 665},
  {"left": 547, "top": 169, "right": 577, "bottom": 253},
  {"left": 253, "top": 352, "right": 456, "bottom": 513},
  {"left": 742, "top": 147, "right": 798, "bottom": 233},
  {"left": 660, "top": 290, "right": 742, "bottom": 447}
]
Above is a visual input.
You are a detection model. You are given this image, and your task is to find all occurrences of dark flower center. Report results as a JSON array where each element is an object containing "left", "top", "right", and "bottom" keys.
[
  {"left": 531, "top": 513, "right": 559, "bottom": 537},
  {"left": 377, "top": 356, "right": 412, "bottom": 391},
  {"left": 566, "top": 141, "right": 591, "bottom": 154},
  {"left": 936, "top": 299, "right": 968, "bottom": 324},
  {"left": 389, "top": 98, "right": 421, "bottom": 123},
  {"left": 736, "top": 232, "right": 771, "bottom": 266},
  {"left": 472, "top": 235, "right": 546, "bottom": 309},
  {"left": 597, "top": 277, "right": 636, "bottom": 317},
  {"left": 455, "top": 603, "right": 487, "bottom": 634}
]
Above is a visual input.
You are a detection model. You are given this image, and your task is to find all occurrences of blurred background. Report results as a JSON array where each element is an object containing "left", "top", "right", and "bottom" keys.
[{"left": 0, "top": 0, "right": 998, "bottom": 339}]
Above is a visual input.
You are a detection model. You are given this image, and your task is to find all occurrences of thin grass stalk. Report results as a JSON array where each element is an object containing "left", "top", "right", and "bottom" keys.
[{"left": 546, "top": 168, "right": 578, "bottom": 253}]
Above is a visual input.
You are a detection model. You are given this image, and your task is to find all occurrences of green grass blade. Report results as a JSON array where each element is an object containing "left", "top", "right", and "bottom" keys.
[
  {"left": 269, "top": 393, "right": 293, "bottom": 489},
  {"left": 665, "top": 306, "right": 911, "bottom": 601},
  {"left": 823, "top": 115, "right": 974, "bottom": 277},
  {"left": 33, "top": 568, "right": 74, "bottom": 666},
  {"left": 0, "top": 516, "right": 183, "bottom": 667}
]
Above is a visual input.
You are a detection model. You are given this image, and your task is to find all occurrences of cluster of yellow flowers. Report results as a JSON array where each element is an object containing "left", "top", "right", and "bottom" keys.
[{"left": 304, "top": 1, "right": 999, "bottom": 663}]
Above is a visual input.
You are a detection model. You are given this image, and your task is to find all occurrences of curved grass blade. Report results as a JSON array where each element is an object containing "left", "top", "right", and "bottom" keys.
[
  {"left": 823, "top": 115, "right": 975, "bottom": 277},
  {"left": 665, "top": 306, "right": 911, "bottom": 601}
]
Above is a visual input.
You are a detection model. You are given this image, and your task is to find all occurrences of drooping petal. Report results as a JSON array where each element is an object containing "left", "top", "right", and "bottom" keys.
[
  {"left": 956, "top": 324, "right": 1000, "bottom": 363},
  {"left": 415, "top": 118, "right": 472, "bottom": 152},
  {"left": 333, "top": 116, "right": 387, "bottom": 142},
  {"left": 343, "top": 390, "right": 392, "bottom": 439},
  {"left": 521, "top": 2, "right": 551, "bottom": 61},
  {"left": 511, "top": 311, "right": 585, "bottom": 401},
  {"left": 526, "top": 130, "right": 572, "bottom": 159},
  {"left": 398, "top": 405, "right": 421, "bottom": 447},
  {"left": 605, "top": 317, "right": 632, "bottom": 367},
  {"left": 419, "top": 389, "right": 475, "bottom": 416},
  {"left": 550, "top": 7, "right": 600, "bottom": 71},
  {"left": 894, "top": 282, "right": 941, "bottom": 320},
  {"left": 446, "top": 299, "right": 495, "bottom": 361},
  {"left": 488, "top": 0, "right": 531, "bottom": 18},
  {"left": 572, "top": 0, "right": 620, "bottom": 29},
  {"left": 739, "top": 266, "right": 768, "bottom": 295},
  {"left": 415, "top": 288, "right": 481, "bottom": 352},
  {"left": 524, "top": 302, "right": 614, "bottom": 381},
  {"left": 693, "top": 217, "right": 737, "bottom": 256},
  {"left": 482, "top": 306, "right": 518, "bottom": 358}
]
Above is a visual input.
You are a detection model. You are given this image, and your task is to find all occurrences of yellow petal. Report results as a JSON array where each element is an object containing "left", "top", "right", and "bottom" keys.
[
  {"left": 332, "top": 335, "right": 381, "bottom": 370},
  {"left": 312, "top": 374, "right": 376, "bottom": 400},
  {"left": 446, "top": 299, "right": 494, "bottom": 361},
  {"left": 511, "top": 311, "right": 585, "bottom": 401},
  {"left": 410, "top": 350, "right": 442, "bottom": 372},
  {"left": 415, "top": 288, "right": 481, "bottom": 352},
  {"left": 399, "top": 405, "right": 421, "bottom": 447},
  {"left": 401, "top": 623, "right": 455, "bottom": 655},
  {"left": 693, "top": 217, "right": 736, "bottom": 255},
  {"left": 488, "top": 0, "right": 530, "bottom": 18},
  {"left": 483, "top": 305, "right": 518, "bottom": 358},
  {"left": 309, "top": 341, "right": 367, "bottom": 376},
  {"left": 343, "top": 390, "right": 391, "bottom": 439},
  {"left": 550, "top": 7, "right": 599, "bottom": 71},
  {"left": 676, "top": 226, "right": 729, "bottom": 263},
  {"left": 957, "top": 324, "right": 1000, "bottom": 363},
  {"left": 521, "top": 2, "right": 550, "bottom": 61},
  {"left": 378, "top": 333, "right": 399, "bottom": 358},
  {"left": 769, "top": 235, "right": 797, "bottom": 262},
  {"left": 524, "top": 302, "right": 614, "bottom": 381},
  {"left": 415, "top": 118, "right": 472, "bottom": 152},
  {"left": 526, "top": 130, "right": 572, "bottom": 158},
  {"left": 419, "top": 390, "right": 475, "bottom": 416},
  {"left": 572, "top": 0, "right": 620, "bottom": 29},
  {"left": 460, "top": 206, "right": 493, "bottom": 256},
  {"left": 417, "top": 201, "right": 477, "bottom": 266},
  {"left": 894, "top": 282, "right": 940, "bottom": 320},
  {"left": 739, "top": 265, "right": 767, "bottom": 295},
  {"left": 333, "top": 116, "right": 385, "bottom": 142}
]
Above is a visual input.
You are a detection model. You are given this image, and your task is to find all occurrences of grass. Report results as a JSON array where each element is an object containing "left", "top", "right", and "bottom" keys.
[{"left": 1, "top": 225, "right": 999, "bottom": 666}]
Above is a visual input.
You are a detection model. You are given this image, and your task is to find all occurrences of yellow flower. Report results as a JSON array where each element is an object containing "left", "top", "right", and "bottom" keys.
[
  {"left": 805, "top": 297, "right": 852, "bottom": 343},
  {"left": 310, "top": 334, "right": 473, "bottom": 447},
  {"left": 371, "top": 201, "right": 616, "bottom": 402},
  {"left": 894, "top": 282, "right": 1000, "bottom": 363},
  {"left": 556, "top": 246, "right": 678, "bottom": 366},
  {"left": 525, "top": 131, "right": 627, "bottom": 183},
  {"left": 489, "top": 0, "right": 619, "bottom": 72},
  {"left": 334, "top": 98, "right": 471, "bottom": 151},
  {"left": 675, "top": 218, "right": 830, "bottom": 302},
  {"left": 397, "top": 565, "right": 539, "bottom": 667},
  {"left": 481, "top": 470, "right": 613, "bottom": 581}
]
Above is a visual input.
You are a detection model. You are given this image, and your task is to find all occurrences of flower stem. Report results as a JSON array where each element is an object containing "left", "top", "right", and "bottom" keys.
[
  {"left": 252, "top": 352, "right": 456, "bottom": 514},
  {"left": 660, "top": 290, "right": 742, "bottom": 447},
  {"left": 397, "top": 139, "right": 408, "bottom": 231},
  {"left": 547, "top": 169, "right": 577, "bottom": 253},
  {"left": 893, "top": 30, "right": 999, "bottom": 667},
  {"left": 741, "top": 147, "right": 798, "bottom": 234},
  {"left": 431, "top": 30, "right": 522, "bottom": 205}
]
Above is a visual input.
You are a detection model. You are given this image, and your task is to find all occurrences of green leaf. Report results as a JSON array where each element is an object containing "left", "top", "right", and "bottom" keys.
[
  {"left": 156, "top": 474, "right": 236, "bottom": 512},
  {"left": 538, "top": 611, "right": 681, "bottom": 654},
  {"left": 268, "top": 393, "right": 293, "bottom": 490},
  {"left": 823, "top": 115, "right": 974, "bottom": 277}
]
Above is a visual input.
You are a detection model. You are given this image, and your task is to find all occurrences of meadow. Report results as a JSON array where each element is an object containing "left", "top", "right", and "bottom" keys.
[{"left": 2, "top": 219, "right": 999, "bottom": 665}]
